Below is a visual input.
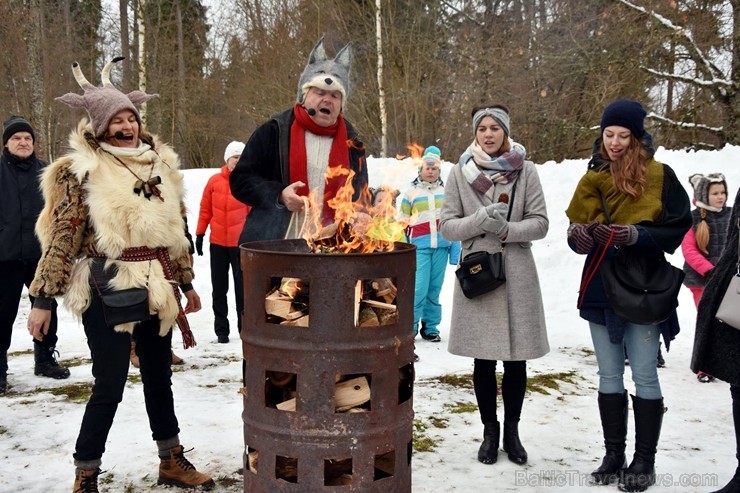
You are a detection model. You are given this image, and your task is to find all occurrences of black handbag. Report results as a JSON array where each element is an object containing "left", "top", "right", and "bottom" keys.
[
  {"left": 455, "top": 250, "right": 506, "bottom": 299},
  {"left": 600, "top": 247, "right": 684, "bottom": 325},
  {"left": 596, "top": 192, "right": 684, "bottom": 325},
  {"left": 91, "top": 260, "right": 151, "bottom": 326},
  {"left": 455, "top": 183, "right": 516, "bottom": 299}
]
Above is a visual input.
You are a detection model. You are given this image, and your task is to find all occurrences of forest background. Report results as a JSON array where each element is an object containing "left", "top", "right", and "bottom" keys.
[{"left": 2, "top": 0, "right": 739, "bottom": 167}]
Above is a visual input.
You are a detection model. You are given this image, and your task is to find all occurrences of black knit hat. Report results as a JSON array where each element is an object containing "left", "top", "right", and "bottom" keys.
[
  {"left": 600, "top": 99, "right": 647, "bottom": 139},
  {"left": 2, "top": 115, "right": 35, "bottom": 146}
]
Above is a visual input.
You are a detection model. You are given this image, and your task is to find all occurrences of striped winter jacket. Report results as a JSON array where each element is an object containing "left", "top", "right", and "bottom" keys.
[{"left": 399, "top": 178, "right": 460, "bottom": 257}]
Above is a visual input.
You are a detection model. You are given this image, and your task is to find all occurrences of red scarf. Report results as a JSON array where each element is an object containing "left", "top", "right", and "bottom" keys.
[{"left": 289, "top": 103, "right": 351, "bottom": 224}]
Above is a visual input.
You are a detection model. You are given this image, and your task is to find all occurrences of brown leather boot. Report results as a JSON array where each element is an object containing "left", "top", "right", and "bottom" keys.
[
  {"left": 171, "top": 350, "right": 184, "bottom": 365},
  {"left": 73, "top": 468, "right": 100, "bottom": 493},
  {"left": 158, "top": 445, "right": 214, "bottom": 490},
  {"left": 129, "top": 341, "right": 140, "bottom": 368}
]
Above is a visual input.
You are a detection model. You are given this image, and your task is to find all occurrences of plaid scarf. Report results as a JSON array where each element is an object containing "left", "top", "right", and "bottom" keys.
[
  {"left": 289, "top": 103, "right": 350, "bottom": 224},
  {"left": 459, "top": 140, "right": 526, "bottom": 195}
]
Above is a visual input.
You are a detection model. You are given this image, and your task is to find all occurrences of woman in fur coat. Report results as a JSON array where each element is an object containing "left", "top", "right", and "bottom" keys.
[
  {"left": 26, "top": 58, "right": 214, "bottom": 492},
  {"left": 439, "top": 103, "right": 549, "bottom": 467},
  {"left": 566, "top": 99, "right": 690, "bottom": 492},
  {"left": 692, "top": 186, "right": 740, "bottom": 493}
]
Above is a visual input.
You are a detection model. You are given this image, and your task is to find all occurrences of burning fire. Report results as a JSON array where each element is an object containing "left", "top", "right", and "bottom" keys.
[{"left": 298, "top": 145, "right": 423, "bottom": 254}]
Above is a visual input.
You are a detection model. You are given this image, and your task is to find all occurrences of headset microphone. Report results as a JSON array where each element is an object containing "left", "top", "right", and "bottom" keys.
[
  {"left": 114, "top": 131, "right": 125, "bottom": 139},
  {"left": 307, "top": 108, "right": 317, "bottom": 116}
]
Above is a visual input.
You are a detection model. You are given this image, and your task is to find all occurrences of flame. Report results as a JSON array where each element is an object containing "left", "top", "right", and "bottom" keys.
[
  {"left": 298, "top": 166, "right": 405, "bottom": 254},
  {"left": 297, "top": 142, "right": 429, "bottom": 254}
]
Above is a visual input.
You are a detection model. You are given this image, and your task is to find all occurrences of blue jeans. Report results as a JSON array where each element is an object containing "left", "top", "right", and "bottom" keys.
[{"left": 589, "top": 321, "right": 662, "bottom": 400}]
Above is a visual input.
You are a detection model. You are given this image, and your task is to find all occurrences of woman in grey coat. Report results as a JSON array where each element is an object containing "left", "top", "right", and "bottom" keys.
[{"left": 439, "top": 103, "right": 549, "bottom": 466}]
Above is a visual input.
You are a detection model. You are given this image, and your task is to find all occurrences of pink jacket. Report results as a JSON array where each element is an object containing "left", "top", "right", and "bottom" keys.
[
  {"left": 196, "top": 165, "right": 250, "bottom": 247},
  {"left": 681, "top": 228, "right": 714, "bottom": 276}
]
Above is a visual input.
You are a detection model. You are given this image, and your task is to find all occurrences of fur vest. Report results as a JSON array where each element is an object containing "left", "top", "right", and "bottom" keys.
[{"left": 30, "top": 121, "right": 193, "bottom": 336}]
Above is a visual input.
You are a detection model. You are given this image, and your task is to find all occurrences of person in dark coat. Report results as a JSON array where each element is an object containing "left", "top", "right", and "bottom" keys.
[
  {"left": 229, "top": 36, "right": 368, "bottom": 243},
  {"left": 692, "top": 186, "right": 740, "bottom": 493},
  {"left": 0, "top": 115, "right": 70, "bottom": 392},
  {"left": 565, "top": 100, "right": 691, "bottom": 492}
]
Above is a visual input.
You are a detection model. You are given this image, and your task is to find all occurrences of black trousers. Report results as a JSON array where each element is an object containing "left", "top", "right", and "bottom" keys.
[
  {"left": 0, "top": 260, "right": 58, "bottom": 352},
  {"left": 473, "top": 359, "right": 527, "bottom": 424},
  {"left": 73, "top": 292, "right": 179, "bottom": 462},
  {"left": 210, "top": 244, "right": 243, "bottom": 337}
]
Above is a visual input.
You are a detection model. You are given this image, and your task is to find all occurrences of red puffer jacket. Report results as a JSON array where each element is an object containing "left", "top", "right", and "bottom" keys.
[{"left": 196, "top": 165, "right": 250, "bottom": 247}]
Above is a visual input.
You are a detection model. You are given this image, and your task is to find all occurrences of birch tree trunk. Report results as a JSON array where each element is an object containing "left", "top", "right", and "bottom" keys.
[
  {"left": 137, "top": 0, "right": 148, "bottom": 121},
  {"left": 375, "top": 0, "right": 387, "bottom": 158},
  {"left": 120, "top": 0, "right": 131, "bottom": 89},
  {"left": 28, "top": 0, "right": 46, "bottom": 158}
]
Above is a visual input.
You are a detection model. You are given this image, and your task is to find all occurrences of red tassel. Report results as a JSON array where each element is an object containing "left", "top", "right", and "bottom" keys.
[{"left": 177, "top": 311, "right": 196, "bottom": 349}]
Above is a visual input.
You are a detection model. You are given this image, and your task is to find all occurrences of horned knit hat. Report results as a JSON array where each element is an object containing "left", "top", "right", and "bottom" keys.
[
  {"left": 689, "top": 173, "right": 727, "bottom": 212},
  {"left": 56, "top": 56, "right": 157, "bottom": 139},
  {"left": 223, "top": 141, "right": 245, "bottom": 162},
  {"left": 600, "top": 99, "right": 647, "bottom": 139},
  {"left": 296, "top": 36, "right": 352, "bottom": 110},
  {"left": 421, "top": 145, "right": 442, "bottom": 170},
  {"left": 2, "top": 115, "right": 35, "bottom": 146}
]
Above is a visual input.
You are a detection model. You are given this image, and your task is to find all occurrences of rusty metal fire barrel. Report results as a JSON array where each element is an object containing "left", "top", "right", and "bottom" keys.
[{"left": 240, "top": 239, "right": 416, "bottom": 492}]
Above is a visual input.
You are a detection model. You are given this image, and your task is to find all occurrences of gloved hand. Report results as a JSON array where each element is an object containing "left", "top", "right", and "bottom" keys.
[
  {"left": 592, "top": 224, "right": 638, "bottom": 246},
  {"left": 485, "top": 201, "right": 509, "bottom": 218},
  {"left": 195, "top": 234, "right": 204, "bottom": 256},
  {"left": 488, "top": 208, "right": 509, "bottom": 239},
  {"left": 474, "top": 205, "right": 509, "bottom": 237},
  {"left": 568, "top": 223, "right": 597, "bottom": 254}
]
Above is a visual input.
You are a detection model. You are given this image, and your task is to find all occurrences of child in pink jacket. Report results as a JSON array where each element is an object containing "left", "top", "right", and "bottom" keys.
[{"left": 682, "top": 173, "right": 731, "bottom": 382}]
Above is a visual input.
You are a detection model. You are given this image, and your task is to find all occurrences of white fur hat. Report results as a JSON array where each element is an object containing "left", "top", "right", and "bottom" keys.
[
  {"left": 297, "top": 36, "right": 352, "bottom": 110},
  {"left": 224, "top": 141, "right": 245, "bottom": 162}
]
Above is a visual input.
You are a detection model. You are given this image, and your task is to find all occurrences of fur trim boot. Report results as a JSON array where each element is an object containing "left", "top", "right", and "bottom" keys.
[
  {"left": 158, "top": 445, "right": 215, "bottom": 490},
  {"left": 502, "top": 421, "right": 528, "bottom": 465},
  {"left": 618, "top": 395, "right": 664, "bottom": 492},
  {"left": 592, "top": 391, "right": 628, "bottom": 484},
  {"left": 477, "top": 421, "right": 499, "bottom": 464},
  {"left": 34, "top": 343, "right": 70, "bottom": 379},
  {"left": 73, "top": 468, "right": 100, "bottom": 493}
]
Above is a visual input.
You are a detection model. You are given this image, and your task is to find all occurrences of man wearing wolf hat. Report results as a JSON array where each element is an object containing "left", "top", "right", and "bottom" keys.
[{"left": 230, "top": 36, "right": 368, "bottom": 242}]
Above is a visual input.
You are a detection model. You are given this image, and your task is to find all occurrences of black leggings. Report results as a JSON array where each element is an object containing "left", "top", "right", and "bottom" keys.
[{"left": 473, "top": 359, "right": 527, "bottom": 424}]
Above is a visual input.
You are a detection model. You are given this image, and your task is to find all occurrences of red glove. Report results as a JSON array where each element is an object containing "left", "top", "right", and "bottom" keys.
[
  {"left": 568, "top": 223, "right": 597, "bottom": 254},
  {"left": 592, "top": 224, "right": 638, "bottom": 246}
]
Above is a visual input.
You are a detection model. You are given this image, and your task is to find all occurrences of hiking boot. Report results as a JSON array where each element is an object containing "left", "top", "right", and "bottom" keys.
[
  {"left": 171, "top": 351, "right": 184, "bottom": 365},
  {"left": 698, "top": 371, "right": 715, "bottom": 383},
  {"left": 422, "top": 333, "right": 441, "bottom": 342},
  {"left": 34, "top": 343, "right": 70, "bottom": 379},
  {"left": 158, "top": 445, "right": 215, "bottom": 490},
  {"left": 73, "top": 468, "right": 101, "bottom": 493}
]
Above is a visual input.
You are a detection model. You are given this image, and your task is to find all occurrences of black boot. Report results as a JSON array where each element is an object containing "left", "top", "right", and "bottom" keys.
[
  {"left": 592, "top": 391, "right": 628, "bottom": 484},
  {"left": 618, "top": 395, "right": 664, "bottom": 492},
  {"left": 0, "top": 351, "right": 7, "bottom": 393},
  {"left": 502, "top": 421, "right": 527, "bottom": 464},
  {"left": 477, "top": 422, "right": 499, "bottom": 464},
  {"left": 34, "top": 343, "right": 70, "bottom": 380}
]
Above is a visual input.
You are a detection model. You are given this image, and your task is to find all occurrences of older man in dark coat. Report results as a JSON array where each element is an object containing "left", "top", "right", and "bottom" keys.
[{"left": 0, "top": 116, "right": 70, "bottom": 392}]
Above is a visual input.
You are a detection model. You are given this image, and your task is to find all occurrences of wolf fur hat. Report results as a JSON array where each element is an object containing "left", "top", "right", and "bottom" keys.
[
  {"left": 296, "top": 36, "right": 352, "bottom": 110},
  {"left": 57, "top": 56, "right": 157, "bottom": 139},
  {"left": 689, "top": 172, "right": 727, "bottom": 212}
]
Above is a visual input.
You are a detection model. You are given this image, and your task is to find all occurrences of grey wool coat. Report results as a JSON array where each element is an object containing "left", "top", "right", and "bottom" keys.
[{"left": 439, "top": 160, "right": 550, "bottom": 361}]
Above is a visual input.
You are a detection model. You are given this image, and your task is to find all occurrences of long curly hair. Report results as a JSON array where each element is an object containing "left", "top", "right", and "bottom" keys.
[{"left": 601, "top": 134, "right": 651, "bottom": 199}]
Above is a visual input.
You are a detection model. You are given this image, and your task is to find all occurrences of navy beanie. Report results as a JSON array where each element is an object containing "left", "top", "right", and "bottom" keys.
[
  {"left": 600, "top": 99, "right": 646, "bottom": 139},
  {"left": 3, "top": 115, "right": 35, "bottom": 146}
]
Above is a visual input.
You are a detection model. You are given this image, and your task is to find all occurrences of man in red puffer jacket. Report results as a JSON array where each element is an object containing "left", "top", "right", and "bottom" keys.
[{"left": 196, "top": 141, "right": 251, "bottom": 343}]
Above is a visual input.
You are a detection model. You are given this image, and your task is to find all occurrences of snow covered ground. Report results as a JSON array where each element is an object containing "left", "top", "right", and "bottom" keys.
[{"left": 1, "top": 144, "right": 739, "bottom": 492}]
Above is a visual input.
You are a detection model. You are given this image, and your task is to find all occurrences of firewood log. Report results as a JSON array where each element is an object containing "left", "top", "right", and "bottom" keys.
[
  {"left": 358, "top": 306, "right": 380, "bottom": 326},
  {"left": 280, "top": 314, "right": 309, "bottom": 327}
]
